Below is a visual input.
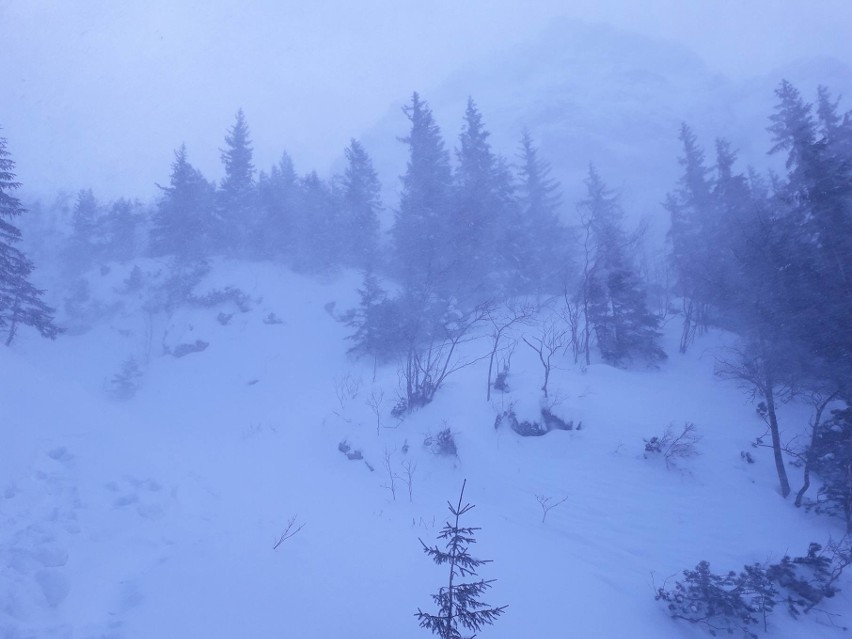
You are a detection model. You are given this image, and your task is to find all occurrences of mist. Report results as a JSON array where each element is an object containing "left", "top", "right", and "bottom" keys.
[
  {"left": 3, "top": 0, "right": 851, "bottom": 199},
  {"left": 3, "top": 3, "right": 852, "bottom": 638}
]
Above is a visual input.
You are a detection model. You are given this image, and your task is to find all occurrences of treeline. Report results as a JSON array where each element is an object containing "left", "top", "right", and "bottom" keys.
[
  {"left": 36, "top": 94, "right": 664, "bottom": 369},
  {"left": 5, "top": 82, "right": 852, "bottom": 400},
  {"left": 1, "top": 80, "right": 850, "bottom": 525}
]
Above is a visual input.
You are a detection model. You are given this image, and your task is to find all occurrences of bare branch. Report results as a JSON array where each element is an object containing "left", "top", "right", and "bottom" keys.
[
  {"left": 535, "top": 494, "right": 569, "bottom": 523},
  {"left": 273, "top": 515, "right": 305, "bottom": 550}
]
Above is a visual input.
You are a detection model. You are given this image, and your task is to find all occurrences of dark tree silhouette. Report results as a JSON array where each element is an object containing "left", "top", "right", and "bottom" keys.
[
  {"left": 0, "top": 131, "right": 59, "bottom": 345},
  {"left": 416, "top": 480, "right": 506, "bottom": 639},
  {"left": 151, "top": 144, "right": 215, "bottom": 261}
]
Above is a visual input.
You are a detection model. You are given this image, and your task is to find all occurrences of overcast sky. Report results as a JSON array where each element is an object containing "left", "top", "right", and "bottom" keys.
[{"left": 2, "top": 0, "right": 851, "bottom": 200}]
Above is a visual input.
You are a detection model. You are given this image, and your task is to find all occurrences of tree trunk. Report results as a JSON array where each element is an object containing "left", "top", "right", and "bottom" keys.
[
  {"left": 764, "top": 383, "right": 791, "bottom": 498},
  {"left": 486, "top": 334, "right": 499, "bottom": 402},
  {"left": 795, "top": 392, "right": 837, "bottom": 507}
]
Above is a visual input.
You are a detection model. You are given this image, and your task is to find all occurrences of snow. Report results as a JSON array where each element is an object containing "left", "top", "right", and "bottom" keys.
[{"left": 1, "top": 259, "right": 849, "bottom": 638}]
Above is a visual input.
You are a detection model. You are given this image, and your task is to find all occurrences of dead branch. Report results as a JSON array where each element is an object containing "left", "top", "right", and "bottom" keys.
[{"left": 273, "top": 515, "right": 306, "bottom": 550}]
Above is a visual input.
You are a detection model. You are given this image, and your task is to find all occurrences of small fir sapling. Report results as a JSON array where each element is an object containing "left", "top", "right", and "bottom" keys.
[
  {"left": 416, "top": 480, "right": 506, "bottom": 638},
  {"left": 107, "top": 357, "right": 143, "bottom": 399}
]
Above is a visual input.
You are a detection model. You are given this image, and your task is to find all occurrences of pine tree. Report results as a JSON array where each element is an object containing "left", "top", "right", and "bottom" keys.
[
  {"left": 664, "top": 123, "right": 718, "bottom": 351},
  {"left": 768, "top": 82, "right": 852, "bottom": 391},
  {"left": 579, "top": 166, "right": 664, "bottom": 366},
  {"left": 514, "top": 129, "right": 568, "bottom": 293},
  {"left": 393, "top": 92, "right": 453, "bottom": 293},
  {"left": 345, "top": 268, "right": 404, "bottom": 364},
  {"left": 292, "top": 171, "right": 341, "bottom": 273},
  {"left": 150, "top": 145, "right": 215, "bottom": 261},
  {"left": 102, "top": 197, "right": 143, "bottom": 262},
  {"left": 416, "top": 480, "right": 506, "bottom": 639},
  {"left": 215, "top": 109, "right": 258, "bottom": 256},
  {"left": 340, "top": 139, "right": 381, "bottom": 268},
  {"left": 0, "top": 132, "right": 59, "bottom": 345},
  {"left": 451, "top": 98, "right": 516, "bottom": 296},
  {"left": 256, "top": 152, "right": 299, "bottom": 260},
  {"left": 66, "top": 188, "right": 102, "bottom": 270}
]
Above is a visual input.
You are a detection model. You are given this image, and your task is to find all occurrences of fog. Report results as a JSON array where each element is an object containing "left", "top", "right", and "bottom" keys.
[
  {"left": 3, "top": 0, "right": 851, "bottom": 199},
  {"left": 4, "top": 3, "right": 852, "bottom": 637}
]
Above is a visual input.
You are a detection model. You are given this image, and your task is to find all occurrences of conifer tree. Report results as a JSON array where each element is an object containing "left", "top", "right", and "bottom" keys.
[
  {"left": 515, "top": 129, "right": 568, "bottom": 293},
  {"left": 416, "top": 480, "right": 506, "bottom": 639},
  {"left": 340, "top": 139, "right": 381, "bottom": 268},
  {"left": 664, "top": 123, "right": 718, "bottom": 351},
  {"left": 292, "top": 171, "right": 340, "bottom": 273},
  {"left": 579, "top": 166, "right": 664, "bottom": 366},
  {"left": 393, "top": 92, "right": 453, "bottom": 293},
  {"left": 452, "top": 98, "right": 516, "bottom": 296},
  {"left": 66, "top": 188, "right": 102, "bottom": 270},
  {"left": 151, "top": 145, "right": 215, "bottom": 261},
  {"left": 345, "top": 268, "right": 404, "bottom": 364},
  {"left": 102, "top": 197, "right": 144, "bottom": 263},
  {"left": 767, "top": 81, "right": 852, "bottom": 391},
  {"left": 256, "top": 152, "right": 299, "bottom": 260},
  {"left": 216, "top": 109, "right": 258, "bottom": 255},
  {"left": 0, "top": 132, "right": 59, "bottom": 345}
]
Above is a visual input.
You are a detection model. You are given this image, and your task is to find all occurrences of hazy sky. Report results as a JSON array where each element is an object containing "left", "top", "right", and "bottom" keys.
[{"left": 2, "top": 0, "right": 851, "bottom": 200}]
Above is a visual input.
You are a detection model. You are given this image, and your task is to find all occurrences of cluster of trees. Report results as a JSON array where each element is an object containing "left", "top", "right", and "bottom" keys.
[
  {"left": 668, "top": 82, "right": 852, "bottom": 393},
  {"left": 8, "top": 92, "right": 661, "bottom": 370},
  {"left": 348, "top": 94, "right": 663, "bottom": 381},
  {"left": 666, "top": 82, "right": 852, "bottom": 524},
  {"left": 60, "top": 109, "right": 381, "bottom": 274}
]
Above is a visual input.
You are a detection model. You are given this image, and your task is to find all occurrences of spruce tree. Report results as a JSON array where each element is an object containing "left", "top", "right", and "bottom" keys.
[
  {"left": 256, "top": 152, "right": 299, "bottom": 260},
  {"left": 452, "top": 98, "right": 516, "bottom": 296},
  {"left": 515, "top": 129, "right": 568, "bottom": 293},
  {"left": 664, "top": 123, "right": 718, "bottom": 351},
  {"left": 579, "top": 166, "right": 664, "bottom": 366},
  {"left": 292, "top": 171, "right": 340, "bottom": 273},
  {"left": 393, "top": 92, "right": 453, "bottom": 293},
  {"left": 151, "top": 145, "right": 215, "bottom": 262},
  {"left": 340, "top": 139, "right": 381, "bottom": 268},
  {"left": 215, "top": 109, "right": 258, "bottom": 256},
  {"left": 66, "top": 188, "right": 102, "bottom": 271},
  {"left": 0, "top": 132, "right": 59, "bottom": 345},
  {"left": 345, "top": 268, "right": 405, "bottom": 365},
  {"left": 102, "top": 197, "right": 143, "bottom": 263},
  {"left": 768, "top": 81, "right": 852, "bottom": 392},
  {"left": 416, "top": 480, "right": 506, "bottom": 639}
]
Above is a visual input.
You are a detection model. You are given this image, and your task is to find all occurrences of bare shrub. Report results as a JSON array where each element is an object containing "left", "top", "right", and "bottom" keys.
[
  {"left": 382, "top": 449, "right": 398, "bottom": 501},
  {"left": 333, "top": 373, "right": 362, "bottom": 413},
  {"left": 396, "top": 304, "right": 489, "bottom": 415},
  {"left": 273, "top": 515, "right": 305, "bottom": 550},
  {"left": 366, "top": 388, "right": 385, "bottom": 435},
  {"left": 485, "top": 302, "right": 534, "bottom": 401},
  {"left": 535, "top": 494, "right": 569, "bottom": 523},
  {"left": 522, "top": 319, "right": 569, "bottom": 398},
  {"left": 644, "top": 422, "right": 701, "bottom": 469},
  {"left": 401, "top": 460, "right": 416, "bottom": 502}
]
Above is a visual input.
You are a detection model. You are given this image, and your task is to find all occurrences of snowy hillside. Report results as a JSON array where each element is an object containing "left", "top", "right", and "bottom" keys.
[{"left": 2, "top": 259, "right": 849, "bottom": 638}]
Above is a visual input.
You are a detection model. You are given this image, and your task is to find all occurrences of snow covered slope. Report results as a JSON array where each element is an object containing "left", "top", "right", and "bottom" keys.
[{"left": 2, "top": 260, "right": 849, "bottom": 638}]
